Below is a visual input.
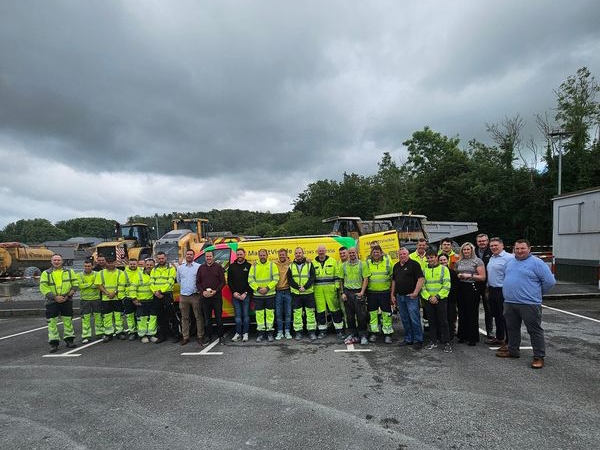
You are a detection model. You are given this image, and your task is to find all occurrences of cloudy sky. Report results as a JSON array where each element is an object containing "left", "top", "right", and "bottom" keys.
[{"left": 1, "top": 0, "right": 599, "bottom": 229}]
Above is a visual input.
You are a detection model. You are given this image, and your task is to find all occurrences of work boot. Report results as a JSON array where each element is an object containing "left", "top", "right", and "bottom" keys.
[
  {"left": 384, "top": 335, "right": 393, "bottom": 344},
  {"left": 295, "top": 332, "right": 303, "bottom": 341},
  {"left": 308, "top": 332, "right": 317, "bottom": 341},
  {"left": 360, "top": 336, "right": 369, "bottom": 346},
  {"left": 256, "top": 333, "right": 265, "bottom": 343},
  {"left": 117, "top": 332, "right": 127, "bottom": 340},
  {"left": 102, "top": 335, "right": 113, "bottom": 343},
  {"left": 267, "top": 332, "right": 274, "bottom": 342},
  {"left": 218, "top": 337, "right": 226, "bottom": 346},
  {"left": 65, "top": 339, "right": 77, "bottom": 349},
  {"left": 128, "top": 333, "right": 137, "bottom": 341},
  {"left": 49, "top": 344, "right": 59, "bottom": 353},
  {"left": 141, "top": 336, "right": 150, "bottom": 344},
  {"left": 150, "top": 336, "right": 160, "bottom": 343},
  {"left": 82, "top": 338, "right": 90, "bottom": 344},
  {"left": 317, "top": 330, "right": 327, "bottom": 339},
  {"left": 336, "top": 331, "right": 345, "bottom": 340},
  {"left": 368, "top": 334, "right": 378, "bottom": 343}
]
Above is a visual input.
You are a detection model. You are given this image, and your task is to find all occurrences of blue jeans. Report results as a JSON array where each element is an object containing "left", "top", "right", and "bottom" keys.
[
  {"left": 275, "top": 290, "right": 292, "bottom": 333},
  {"left": 232, "top": 297, "right": 250, "bottom": 335},
  {"left": 396, "top": 294, "right": 423, "bottom": 343}
]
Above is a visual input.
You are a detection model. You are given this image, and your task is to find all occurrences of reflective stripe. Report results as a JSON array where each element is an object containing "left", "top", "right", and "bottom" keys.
[{"left": 290, "top": 262, "right": 314, "bottom": 295}]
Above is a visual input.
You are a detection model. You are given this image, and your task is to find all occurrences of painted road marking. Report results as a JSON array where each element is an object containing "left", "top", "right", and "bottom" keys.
[
  {"left": 0, "top": 318, "right": 82, "bottom": 341},
  {"left": 42, "top": 338, "right": 103, "bottom": 358},
  {"left": 489, "top": 346, "right": 533, "bottom": 351},
  {"left": 542, "top": 305, "right": 600, "bottom": 323},
  {"left": 334, "top": 342, "right": 372, "bottom": 353},
  {"left": 181, "top": 337, "right": 223, "bottom": 356}
]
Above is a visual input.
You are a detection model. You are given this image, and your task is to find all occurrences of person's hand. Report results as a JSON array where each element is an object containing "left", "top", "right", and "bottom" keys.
[{"left": 429, "top": 296, "right": 438, "bottom": 305}]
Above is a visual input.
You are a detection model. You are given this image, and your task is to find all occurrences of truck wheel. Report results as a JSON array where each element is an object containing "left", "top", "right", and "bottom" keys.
[{"left": 23, "top": 266, "right": 42, "bottom": 287}]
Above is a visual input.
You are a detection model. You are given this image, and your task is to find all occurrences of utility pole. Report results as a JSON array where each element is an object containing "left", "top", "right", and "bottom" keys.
[
  {"left": 155, "top": 214, "right": 160, "bottom": 239},
  {"left": 548, "top": 129, "right": 573, "bottom": 195}
]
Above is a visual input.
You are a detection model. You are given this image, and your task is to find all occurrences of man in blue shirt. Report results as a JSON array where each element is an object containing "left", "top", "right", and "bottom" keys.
[
  {"left": 485, "top": 237, "right": 514, "bottom": 346},
  {"left": 176, "top": 250, "right": 203, "bottom": 346},
  {"left": 497, "top": 239, "right": 555, "bottom": 369}
]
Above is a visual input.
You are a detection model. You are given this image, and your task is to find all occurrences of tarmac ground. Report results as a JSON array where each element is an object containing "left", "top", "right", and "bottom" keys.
[{"left": 1, "top": 292, "right": 599, "bottom": 450}]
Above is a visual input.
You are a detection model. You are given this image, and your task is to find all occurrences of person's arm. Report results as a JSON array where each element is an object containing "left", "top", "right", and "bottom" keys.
[
  {"left": 215, "top": 265, "right": 226, "bottom": 292},
  {"left": 196, "top": 266, "right": 203, "bottom": 293},
  {"left": 536, "top": 259, "right": 557, "bottom": 295},
  {"left": 267, "top": 262, "right": 279, "bottom": 291},
  {"left": 287, "top": 267, "right": 300, "bottom": 290},
  {"left": 411, "top": 277, "right": 425, "bottom": 299},
  {"left": 304, "top": 263, "right": 316, "bottom": 289}
]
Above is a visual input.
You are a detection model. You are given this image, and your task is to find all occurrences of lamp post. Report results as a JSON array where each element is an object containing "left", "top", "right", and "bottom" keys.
[
  {"left": 155, "top": 214, "right": 160, "bottom": 239},
  {"left": 548, "top": 129, "right": 573, "bottom": 195}
]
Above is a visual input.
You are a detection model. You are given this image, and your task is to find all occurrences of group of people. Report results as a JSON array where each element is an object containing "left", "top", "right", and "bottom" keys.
[
  {"left": 394, "top": 235, "right": 556, "bottom": 368},
  {"left": 40, "top": 234, "right": 555, "bottom": 368}
]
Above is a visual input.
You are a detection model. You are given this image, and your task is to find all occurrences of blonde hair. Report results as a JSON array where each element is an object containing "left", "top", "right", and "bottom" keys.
[{"left": 459, "top": 242, "right": 476, "bottom": 259}]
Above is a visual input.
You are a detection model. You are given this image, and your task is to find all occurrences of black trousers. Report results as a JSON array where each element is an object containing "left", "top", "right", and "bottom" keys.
[
  {"left": 202, "top": 293, "right": 224, "bottom": 338},
  {"left": 154, "top": 293, "right": 180, "bottom": 339},
  {"left": 488, "top": 287, "right": 507, "bottom": 341},
  {"left": 343, "top": 289, "right": 368, "bottom": 337},
  {"left": 457, "top": 282, "right": 481, "bottom": 343},
  {"left": 425, "top": 299, "right": 449, "bottom": 344}
]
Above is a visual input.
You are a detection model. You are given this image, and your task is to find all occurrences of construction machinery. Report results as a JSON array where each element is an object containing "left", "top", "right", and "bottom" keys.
[
  {"left": 373, "top": 212, "right": 478, "bottom": 244},
  {"left": 322, "top": 216, "right": 393, "bottom": 240},
  {"left": 0, "top": 242, "right": 54, "bottom": 285},
  {"left": 94, "top": 223, "right": 153, "bottom": 267},
  {"left": 152, "top": 218, "right": 211, "bottom": 263}
]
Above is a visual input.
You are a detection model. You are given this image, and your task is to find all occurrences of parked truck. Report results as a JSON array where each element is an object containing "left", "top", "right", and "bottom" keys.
[
  {"left": 94, "top": 223, "right": 153, "bottom": 267},
  {"left": 0, "top": 242, "right": 54, "bottom": 285},
  {"left": 153, "top": 218, "right": 211, "bottom": 263}
]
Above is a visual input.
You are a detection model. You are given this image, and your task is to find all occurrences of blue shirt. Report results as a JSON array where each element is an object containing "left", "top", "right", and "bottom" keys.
[
  {"left": 487, "top": 250, "right": 514, "bottom": 288},
  {"left": 502, "top": 255, "right": 556, "bottom": 305},
  {"left": 176, "top": 262, "right": 200, "bottom": 295}
]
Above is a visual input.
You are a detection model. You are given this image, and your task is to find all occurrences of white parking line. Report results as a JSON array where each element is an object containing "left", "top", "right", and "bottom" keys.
[
  {"left": 542, "top": 304, "right": 600, "bottom": 323},
  {"left": 42, "top": 338, "right": 103, "bottom": 358},
  {"left": 181, "top": 337, "right": 223, "bottom": 356},
  {"left": 334, "top": 343, "right": 372, "bottom": 353},
  {"left": 0, "top": 318, "right": 82, "bottom": 341}
]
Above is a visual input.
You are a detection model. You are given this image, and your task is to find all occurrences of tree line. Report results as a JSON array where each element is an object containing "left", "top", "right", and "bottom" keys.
[{"left": 2, "top": 68, "right": 598, "bottom": 245}]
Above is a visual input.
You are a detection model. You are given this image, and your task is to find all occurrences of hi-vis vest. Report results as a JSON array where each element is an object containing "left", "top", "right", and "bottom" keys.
[
  {"left": 248, "top": 261, "right": 279, "bottom": 298},
  {"left": 314, "top": 256, "right": 338, "bottom": 289},
  {"left": 366, "top": 256, "right": 392, "bottom": 292},
  {"left": 290, "top": 261, "right": 314, "bottom": 295},
  {"left": 79, "top": 271, "right": 100, "bottom": 301},
  {"left": 123, "top": 267, "right": 140, "bottom": 298},
  {"left": 95, "top": 269, "right": 126, "bottom": 301},
  {"left": 135, "top": 271, "right": 154, "bottom": 301},
  {"left": 421, "top": 264, "right": 450, "bottom": 300},
  {"left": 40, "top": 268, "right": 79, "bottom": 298},
  {"left": 150, "top": 265, "right": 176, "bottom": 293},
  {"left": 339, "top": 260, "right": 370, "bottom": 290}
]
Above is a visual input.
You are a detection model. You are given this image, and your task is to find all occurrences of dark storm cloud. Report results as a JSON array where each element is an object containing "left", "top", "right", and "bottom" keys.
[{"left": 0, "top": 1, "right": 599, "bottom": 227}]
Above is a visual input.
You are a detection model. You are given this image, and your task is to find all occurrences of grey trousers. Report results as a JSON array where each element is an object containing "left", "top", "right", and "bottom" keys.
[{"left": 504, "top": 302, "right": 545, "bottom": 358}]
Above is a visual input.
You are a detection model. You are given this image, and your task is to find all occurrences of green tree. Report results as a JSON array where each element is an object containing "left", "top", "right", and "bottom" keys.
[
  {"left": 549, "top": 67, "right": 600, "bottom": 192},
  {"left": 55, "top": 217, "right": 116, "bottom": 239},
  {"left": 1, "top": 219, "right": 67, "bottom": 244}
]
